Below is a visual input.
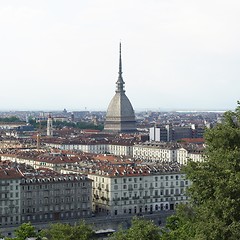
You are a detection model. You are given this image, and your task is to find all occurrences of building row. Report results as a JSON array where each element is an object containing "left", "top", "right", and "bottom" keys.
[
  {"left": 43, "top": 139, "right": 204, "bottom": 164},
  {"left": 0, "top": 152, "right": 190, "bottom": 226},
  {"left": 133, "top": 142, "right": 204, "bottom": 164}
]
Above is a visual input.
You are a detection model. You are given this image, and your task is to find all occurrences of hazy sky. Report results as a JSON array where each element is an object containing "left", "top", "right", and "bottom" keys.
[{"left": 0, "top": 0, "right": 240, "bottom": 111}]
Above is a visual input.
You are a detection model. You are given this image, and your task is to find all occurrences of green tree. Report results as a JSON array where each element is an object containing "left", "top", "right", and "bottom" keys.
[
  {"left": 161, "top": 204, "right": 196, "bottom": 240},
  {"left": 40, "top": 221, "right": 94, "bottom": 240},
  {"left": 13, "top": 222, "right": 38, "bottom": 240},
  {"left": 163, "top": 102, "right": 240, "bottom": 239},
  {"left": 110, "top": 217, "right": 161, "bottom": 240},
  {"left": 0, "top": 116, "right": 22, "bottom": 122}
]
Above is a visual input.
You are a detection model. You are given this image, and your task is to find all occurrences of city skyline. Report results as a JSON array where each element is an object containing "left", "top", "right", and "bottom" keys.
[{"left": 0, "top": 0, "right": 240, "bottom": 111}]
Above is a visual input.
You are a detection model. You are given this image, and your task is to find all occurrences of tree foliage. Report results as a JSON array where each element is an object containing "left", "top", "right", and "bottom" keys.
[
  {"left": 110, "top": 217, "right": 161, "bottom": 240},
  {"left": 13, "top": 222, "right": 38, "bottom": 240},
  {"left": 40, "top": 221, "right": 94, "bottom": 240},
  {"left": 29, "top": 118, "right": 103, "bottom": 131},
  {"left": 0, "top": 116, "right": 22, "bottom": 122},
  {"left": 163, "top": 102, "right": 240, "bottom": 239}
]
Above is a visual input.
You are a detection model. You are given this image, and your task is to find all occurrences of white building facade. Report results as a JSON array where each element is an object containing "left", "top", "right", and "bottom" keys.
[
  {"left": 133, "top": 143, "right": 178, "bottom": 162},
  {"left": 88, "top": 165, "right": 189, "bottom": 216},
  {"left": 44, "top": 142, "right": 133, "bottom": 156}
]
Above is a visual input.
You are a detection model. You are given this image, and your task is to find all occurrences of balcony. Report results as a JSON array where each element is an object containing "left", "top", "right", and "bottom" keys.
[
  {"left": 113, "top": 198, "right": 120, "bottom": 201},
  {"left": 128, "top": 187, "right": 133, "bottom": 191},
  {"left": 132, "top": 196, "right": 140, "bottom": 200},
  {"left": 9, "top": 203, "right": 15, "bottom": 208},
  {"left": 143, "top": 196, "right": 150, "bottom": 199},
  {"left": 0, "top": 189, "right": 9, "bottom": 193},
  {"left": 0, "top": 183, "right": 10, "bottom": 186},
  {"left": 94, "top": 194, "right": 99, "bottom": 200},
  {"left": 100, "top": 196, "right": 109, "bottom": 202}
]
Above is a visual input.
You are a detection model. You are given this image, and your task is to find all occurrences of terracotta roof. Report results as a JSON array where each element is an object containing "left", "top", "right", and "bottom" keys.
[
  {"left": 0, "top": 168, "right": 23, "bottom": 179},
  {"left": 181, "top": 138, "right": 205, "bottom": 143}
]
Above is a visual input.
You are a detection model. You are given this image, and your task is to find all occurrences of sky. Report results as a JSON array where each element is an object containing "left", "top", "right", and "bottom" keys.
[{"left": 0, "top": 0, "right": 240, "bottom": 112}]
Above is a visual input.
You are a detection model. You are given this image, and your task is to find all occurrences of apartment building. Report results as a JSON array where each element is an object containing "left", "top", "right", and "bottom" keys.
[
  {"left": 133, "top": 142, "right": 203, "bottom": 164},
  {"left": 133, "top": 142, "right": 178, "bottom": 162},
  {"left": 177, "top": 147, "right": 204, "bottom": 165},
  {"left": 0, "top": 150, "right": 87, "bottom": 172},
  {"left": 0, "top": 169, "right": 22, "bottom": 226},
  {"left": 44, "top": 141, "right": 133, "bottom": 156},
  {"left": 149, "top": 124, "right": 205, "bottom": 142},
  {"left": 88, "top": 163, "right": 189, "bottom": 216},
  {"left": 21, "top": 172, "right": 92, "bottom": 223},
  {"left": 0, "top": 163, "right": 93, "bottom": 226}
]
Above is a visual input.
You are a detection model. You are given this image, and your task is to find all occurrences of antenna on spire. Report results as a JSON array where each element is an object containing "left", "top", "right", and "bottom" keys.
[{"left": 119, "top": 42, "right": 122, "bottom": 76}]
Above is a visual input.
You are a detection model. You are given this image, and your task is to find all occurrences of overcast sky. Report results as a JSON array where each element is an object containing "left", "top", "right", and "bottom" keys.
[{"left": 0, "top": 0, "right": 239, "bottom": 111}]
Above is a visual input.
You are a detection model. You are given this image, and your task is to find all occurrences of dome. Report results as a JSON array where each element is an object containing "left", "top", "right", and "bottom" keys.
[
  {"left": 104, "top": 43, "right": 136, "bottom": 133},
  {"left": 106, "top": 92, "right": 135, "bottom": 118},
  {"left": 104, "top": 92, "right": 136, "bottom": 132}
]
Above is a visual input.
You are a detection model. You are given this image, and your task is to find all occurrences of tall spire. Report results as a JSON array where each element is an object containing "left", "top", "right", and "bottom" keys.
[
  {"left": 119, "top": 42, "right": 122, "bottom": 76},
  {"left": 116, "top": 42, "right": 125, "bottom": 93}
]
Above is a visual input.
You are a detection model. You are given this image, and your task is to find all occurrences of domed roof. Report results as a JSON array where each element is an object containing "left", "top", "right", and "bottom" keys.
[
  {"left": 104, "top": 43, "right": 136, "bottom": 133},
  {"left": 106, "top": 92, "right": 135, "bottom": 119}
]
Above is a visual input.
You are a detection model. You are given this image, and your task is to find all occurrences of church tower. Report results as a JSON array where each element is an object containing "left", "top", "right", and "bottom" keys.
[
  {"left": 47, "top": 114, "right": 53, "bottom": 137},
  {"left": 104, "top": 43, "right": 136, "bottom": 133}
]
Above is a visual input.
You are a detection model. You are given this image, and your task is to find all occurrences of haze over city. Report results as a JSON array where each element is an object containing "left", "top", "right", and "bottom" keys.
[{"left": 0, "top": 0, "right": 239, "bottom": 111}]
